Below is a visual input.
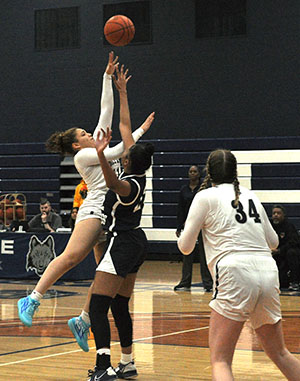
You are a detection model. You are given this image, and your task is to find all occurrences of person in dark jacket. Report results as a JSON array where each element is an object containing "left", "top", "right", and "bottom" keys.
[
  {"left": 174, "top": 165, "right": 212, "bottom": 292},
  {"left": 28, "top": 199, "right": 62, "bottom": 233},
  {"left": 271, "top": 204, "right": 300, "bottom": 290}
]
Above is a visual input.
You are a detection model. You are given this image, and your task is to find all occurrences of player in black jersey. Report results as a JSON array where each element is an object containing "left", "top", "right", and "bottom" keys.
[{"left": 86, "top": 64, "right": 155, "bottom": 381}]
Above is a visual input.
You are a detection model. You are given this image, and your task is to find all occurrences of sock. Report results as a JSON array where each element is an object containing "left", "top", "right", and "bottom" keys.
[
  {"left": 121, "top": 353, "right": 133, "bottom": 364},
  {"left": 96, "top": 348, "right": 111, "bottom": 370},
  {"left": 80, "top": 310, "right": 90, "bottom": 325},
  {"left": 30, "top": 290, "right": 43, "bottom": 302}
]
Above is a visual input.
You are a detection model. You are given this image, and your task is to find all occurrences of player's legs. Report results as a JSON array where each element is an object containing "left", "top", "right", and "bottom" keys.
[
  {"left": 35, "top": 218, "right": 102, "bottom": 295},
  {"left": 113, "top": 273, "right": 137, "bottom": 354},
  {"left": 255, "top": 320, "right": 300, "bottom": 381},
  {"left": 18, "top": 218, "right": 102, "bottom": 327},
  {"left": 89, "top": 271, "right": 124, "bottom": 376},
  {"left": 68, "top": 235, "right": 107, "bottom": 351},
  {"left": 111, "top": 273, "right": 138, "bottom": 379},
  {"left": 209, "top": 309, "right": 245, "bottom": 381},
  {"left": 82, "top": 240, "right": 106, "bottom": 312}
]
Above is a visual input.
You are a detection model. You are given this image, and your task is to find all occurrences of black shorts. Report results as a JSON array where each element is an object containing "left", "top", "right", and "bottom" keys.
[{"left": 96, "top": 228, "right": 148, "bottom": 278}]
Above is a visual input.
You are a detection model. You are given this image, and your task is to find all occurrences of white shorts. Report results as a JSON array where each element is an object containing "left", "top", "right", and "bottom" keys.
[
  {"left": 75, "top": 196, "right": 107, "bottom": 243},
  {"left": 76, "top": 196, "right": 106, "bottom": 225},
  {"left": 209, "top": 253, "right": 282, "bottom": 329}
]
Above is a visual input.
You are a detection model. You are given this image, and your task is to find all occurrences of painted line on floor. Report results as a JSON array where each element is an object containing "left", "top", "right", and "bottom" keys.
[{"left": 0, "top": 326, "right": 209, "bottom": 366}]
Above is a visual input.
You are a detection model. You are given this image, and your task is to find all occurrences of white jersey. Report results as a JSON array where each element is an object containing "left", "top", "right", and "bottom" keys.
[
  {"left": 74, "top": 72, "right": 145, "bottom": 221},
  {"left": 178, "top": 183, "right": 278, "bottom": 276}
]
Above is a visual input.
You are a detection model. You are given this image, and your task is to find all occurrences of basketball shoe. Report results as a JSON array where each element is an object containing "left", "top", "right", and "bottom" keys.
[
  {"left": 68, "top": 316, "right": 90, "bottom": 352},
  {"left": 115, "top": 361, "right": 138, "bottom": 379},
  {"left": 18, "top": 296, "right": 40, "bottom": 327},
  {"left": 87, "top": 366, "right": 117, "bottom": 381}
]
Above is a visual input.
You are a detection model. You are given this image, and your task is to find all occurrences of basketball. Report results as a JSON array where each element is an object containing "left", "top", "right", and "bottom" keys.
[
  {"left": 104, "top": 15, "right": 135, "bottom": 46},
  {"left": 5, "top": 207, "right": 14, "bottom": 221},
  {"left": 16, "top": 206, "right": 25, "bottom": 219}
]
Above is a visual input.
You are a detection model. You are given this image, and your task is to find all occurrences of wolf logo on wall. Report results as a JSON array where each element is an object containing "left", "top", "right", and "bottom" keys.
[{"left": 26, "top": 235, "right": 56, "bottom": 277}]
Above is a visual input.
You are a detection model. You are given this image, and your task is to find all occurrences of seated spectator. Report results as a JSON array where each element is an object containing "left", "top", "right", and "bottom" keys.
[
  {"left": 68, "top": 207, "right": 78, "bottom": 231},
  {"left": 271, "top": 204, "right": 300, "bottom": 290},
  {"left": 28, "top": 199, "right": 62, "bottom": 233}
]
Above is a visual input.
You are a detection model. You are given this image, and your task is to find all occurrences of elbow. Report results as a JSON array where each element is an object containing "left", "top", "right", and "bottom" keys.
[
  {"left": 269, "top": 237, "right": 279, "bottom": 251},
  {"left": 107, "top": 182, "right": 117, "bottom": 192},
  {"left": 177, "top": 240, "right": 193, "bottom": 256}
]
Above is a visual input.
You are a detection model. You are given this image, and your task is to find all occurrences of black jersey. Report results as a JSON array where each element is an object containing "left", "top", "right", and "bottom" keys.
[{"left": 103, "top": 172, "right": 146, "bottom": 232}]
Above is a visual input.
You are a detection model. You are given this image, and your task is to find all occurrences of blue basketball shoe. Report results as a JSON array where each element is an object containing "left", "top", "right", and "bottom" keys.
[
  {"left": 18, "top": 296, "right": 40, "bottom": 327},
  {"left": 68, "top": 316, "right": 90, "bottom": 352}
]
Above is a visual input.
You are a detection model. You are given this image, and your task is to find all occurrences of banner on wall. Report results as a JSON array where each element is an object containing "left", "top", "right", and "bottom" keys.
[{"left": 0, "top": 232, "right": 95, "bottom": 280}]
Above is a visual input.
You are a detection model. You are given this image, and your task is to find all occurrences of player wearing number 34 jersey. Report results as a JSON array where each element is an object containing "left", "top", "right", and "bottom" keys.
[
  {"left": 184, "top": 183, "right": 277, "bottom": 276},
  {"left": 178, "top": 149, "right": 300, "bottom": 381}
]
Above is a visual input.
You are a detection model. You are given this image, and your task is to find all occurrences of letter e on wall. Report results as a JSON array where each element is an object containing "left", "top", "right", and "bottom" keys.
[{"left": 1, "top": 240, "right": 14, "bottom": 255}]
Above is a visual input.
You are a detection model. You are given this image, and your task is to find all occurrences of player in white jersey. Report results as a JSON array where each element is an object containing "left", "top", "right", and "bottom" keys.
[
  {"left": 17, "top": 53, "right": 154, "bottom": 333},
  {"left": 178, "top": 149, "right": 300, "bottom": 381}
]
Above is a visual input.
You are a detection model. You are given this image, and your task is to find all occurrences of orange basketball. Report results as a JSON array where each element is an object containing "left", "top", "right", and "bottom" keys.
[
  {"left": 5, "top": 207, "right": 14, "bottom": 220},
  {"left": 16, "top": 207, "right": 25, "bottom": 220},
  {"left": 104, "top": 15, "right": 135, "bottom": 46}
]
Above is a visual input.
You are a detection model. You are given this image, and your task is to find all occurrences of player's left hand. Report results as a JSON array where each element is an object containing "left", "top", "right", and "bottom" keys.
[
  {"left": 95, "top": 127, "right": 112, "bottom": 154},
  {"left": 113, "top": 64, "right": 131, "bottom": 93}
]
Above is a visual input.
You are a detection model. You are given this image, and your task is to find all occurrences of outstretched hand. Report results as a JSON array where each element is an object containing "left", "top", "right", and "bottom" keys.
[
  {"left": 105, "top": 51, "right": 119, "bottom": 76},
  {"left": 140, "top": 112, "right": 155, "bottom": 133},
  {"left": 95, "top": 128, "right": 112, "bottom": 155},
  {"left": 113, "top": 64, "right": 132, "bottom": 93}
]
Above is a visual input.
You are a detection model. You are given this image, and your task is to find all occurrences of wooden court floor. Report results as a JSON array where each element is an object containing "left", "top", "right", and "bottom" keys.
[{"left": 0, "top": 260, "right": 300, "bottom": 380}]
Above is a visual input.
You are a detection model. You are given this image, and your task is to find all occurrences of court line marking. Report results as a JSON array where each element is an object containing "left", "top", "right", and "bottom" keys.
[
  {"left": 0, "top": 312, "right": 210, "bottom": 327},
  {"left": 0, "top": 326, "right": 209, "bottom": 367}
]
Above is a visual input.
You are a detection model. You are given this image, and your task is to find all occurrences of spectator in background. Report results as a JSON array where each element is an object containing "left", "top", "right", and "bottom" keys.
[
  {"left": 271, "top": 204, "right": 300, "bottom": 291},
  {"left": 174, "top": 165, "right": 212, "bottom": 292},
  {"left": 68, "top": 207, "right": 78, "bottom": 231},
  {"left": 28, "top": 199, "right": 62, "bottom": 233},
  {"left": 73, "top": 179, "right": 88, "bottom": 209}
]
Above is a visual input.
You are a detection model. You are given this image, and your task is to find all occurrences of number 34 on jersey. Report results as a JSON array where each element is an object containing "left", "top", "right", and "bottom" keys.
[{"left": 231, "top": 199, "right": 261, "bottom": 224}]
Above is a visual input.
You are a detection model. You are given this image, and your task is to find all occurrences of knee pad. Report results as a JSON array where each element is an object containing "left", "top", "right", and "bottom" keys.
[
  {"left": 90, "top": 294, "right": 112, "bottom": 349},
  {"left": 111, "top": 294, "right": 132, "bottom": 348}
]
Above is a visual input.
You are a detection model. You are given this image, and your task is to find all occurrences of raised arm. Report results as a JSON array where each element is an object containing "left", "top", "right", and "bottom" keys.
[
  {"left": 93, "top": 51, "right": 119, "bottom": 139},
  {"left": 103, "top": 112, "right": 155, "bottom": 161},
  {"left": 113, "top": 64, "right": 134, "bottom": 150},
  {"left": 95, "top": 128, "right": 131, "bottom": 197}
]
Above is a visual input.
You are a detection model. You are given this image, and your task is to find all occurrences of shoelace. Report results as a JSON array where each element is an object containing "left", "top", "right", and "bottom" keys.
[
  {"left": 116, "top": 361, "right": 134, "bottom": 373},
  {"left": 76, "top": 319, "right": 90, "bottom": 335},
  {"left": 87, "top": 368, "right": 96, "bottom": 377},
  {"left": 27, "top": 301, "right": 39, "bottom": 315},
  {"left": 87, "top": 367, "right": 115, "bottom": 379}
]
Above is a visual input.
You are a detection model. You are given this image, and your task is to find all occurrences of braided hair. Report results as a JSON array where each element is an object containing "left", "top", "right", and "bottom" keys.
[
  {"left": 200, "top": 149, "right": 240, "bottom": 206},
  {"left": 45, "top": 127, "right": 78, "bottom": 156}
]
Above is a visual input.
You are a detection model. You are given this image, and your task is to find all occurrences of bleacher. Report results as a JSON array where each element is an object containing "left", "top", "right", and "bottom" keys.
[
  {"left": 1, "top": 137, "right": 300, "bottom": 258},
  {"left": 0, "top": 143, "right": 61, "bottom": 218}
]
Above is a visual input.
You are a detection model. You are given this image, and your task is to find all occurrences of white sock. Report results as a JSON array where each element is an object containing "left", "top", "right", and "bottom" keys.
[
  {"left": 30, "top": 290, "right": 43, "bottom": 302},
  {"left": 80, "top": 310, "right": 91, "bottom": 325},
  {"left": 97, "top": 348, "right": 111, "bottom": 356},
  {"left": 121, "top": 353, "right": 132, "bottom": 364}
]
